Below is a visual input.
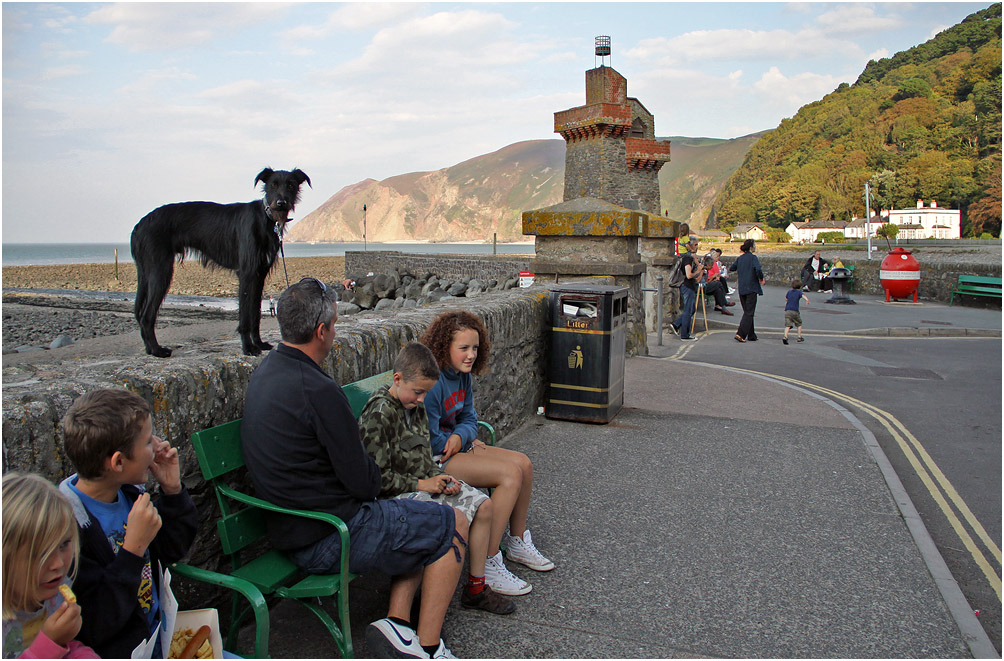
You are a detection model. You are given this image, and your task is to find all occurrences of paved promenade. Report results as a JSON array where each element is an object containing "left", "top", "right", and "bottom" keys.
[{"left": 248, "top": 289, "right": 999, "bottom": 658}]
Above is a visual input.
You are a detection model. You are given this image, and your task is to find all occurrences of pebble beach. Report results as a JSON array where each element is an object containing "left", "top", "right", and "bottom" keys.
[
  {"left": 2, "top": 256, "right": 346, "bottom": 298},
  {"left": 1, "top": 256, "right": 345, "bottom": 351}
]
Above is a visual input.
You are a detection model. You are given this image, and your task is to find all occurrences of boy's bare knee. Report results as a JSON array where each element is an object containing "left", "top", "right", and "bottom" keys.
[
  {"left": 452, "top": 507, "right": 470, "bottom": 535},
  {"left": 476, "top": 497, "right": 493, "bottom": 519}
]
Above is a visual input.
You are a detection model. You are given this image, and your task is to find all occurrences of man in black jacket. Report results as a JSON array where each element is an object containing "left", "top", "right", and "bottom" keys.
[{"left": 242, "top": 277, "right": 467, "bottom": 659}]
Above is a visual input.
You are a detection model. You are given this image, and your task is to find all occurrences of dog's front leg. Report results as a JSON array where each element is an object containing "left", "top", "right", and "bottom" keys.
[{"left": 236, "top": 273, "right": 265, "bottom": 356}]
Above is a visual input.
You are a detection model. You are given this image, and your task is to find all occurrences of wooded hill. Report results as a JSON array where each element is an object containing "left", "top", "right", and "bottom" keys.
[{"left": 712, "top": 3, "right": 1002, "bottom": 237}]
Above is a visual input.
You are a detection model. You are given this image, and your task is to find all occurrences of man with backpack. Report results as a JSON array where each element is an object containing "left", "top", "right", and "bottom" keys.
[{"left": 668, "top": 235, "right": 704, "bottom": 341}]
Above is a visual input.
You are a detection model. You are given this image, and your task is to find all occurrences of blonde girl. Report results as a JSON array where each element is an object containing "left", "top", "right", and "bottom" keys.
[
  {"left": 421, "top": 311, "right": 554, "bottom": 597},
  {"left": 2, "top": 473, "right": 97, "bottom": 659}
]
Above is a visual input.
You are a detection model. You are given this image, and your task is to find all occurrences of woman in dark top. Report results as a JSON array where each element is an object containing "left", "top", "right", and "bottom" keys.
[{"left": 729, "top": 239, "right": 765, "bottom": 342}]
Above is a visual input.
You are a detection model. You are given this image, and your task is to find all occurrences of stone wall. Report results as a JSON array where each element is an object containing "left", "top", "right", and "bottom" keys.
[
  {"left": 2, "top": 288, "right": 550, "bottom": 601},
  {"left": 345, "top": 251, "right": 530, "bottom": 282},
  {"left": 753, "top": 253, "right": 1002, "bottom": 305}
]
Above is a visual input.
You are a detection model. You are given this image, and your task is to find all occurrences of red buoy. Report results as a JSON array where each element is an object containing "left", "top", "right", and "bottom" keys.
[{"left": 880, "top": 247, "right": 920, "bottom": 302}]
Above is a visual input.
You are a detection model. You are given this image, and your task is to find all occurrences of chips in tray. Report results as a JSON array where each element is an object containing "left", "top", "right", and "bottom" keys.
[{"left": 168, "top": 627, "right": 213, "bottom": 659}]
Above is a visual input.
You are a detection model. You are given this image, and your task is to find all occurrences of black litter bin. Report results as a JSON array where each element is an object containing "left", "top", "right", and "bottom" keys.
[{"left": 546, "top": 284, "right": 628, "bottom": 423}]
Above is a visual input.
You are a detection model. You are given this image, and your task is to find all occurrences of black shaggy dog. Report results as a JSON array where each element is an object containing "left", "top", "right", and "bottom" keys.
[{"left": 131, "top": 167, "right": 311, "bottom": 358}]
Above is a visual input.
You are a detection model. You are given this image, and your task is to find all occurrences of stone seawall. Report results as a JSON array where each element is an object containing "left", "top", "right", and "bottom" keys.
[
  {"left": 345, "top": 251, "right": 531, "bottom": 283},
  {"left": 2, "top": 288, "right": 550, "bottom": 601}
]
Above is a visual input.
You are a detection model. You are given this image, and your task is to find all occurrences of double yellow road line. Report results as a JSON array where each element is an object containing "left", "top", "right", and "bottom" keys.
[{"left": 726, "top": 365, "right": 1001, "bottom": 602}]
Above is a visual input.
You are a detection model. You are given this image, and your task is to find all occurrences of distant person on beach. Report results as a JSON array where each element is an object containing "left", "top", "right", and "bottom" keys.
[{"left": 783, "top": 279, "right": 809, "bottom": 345}]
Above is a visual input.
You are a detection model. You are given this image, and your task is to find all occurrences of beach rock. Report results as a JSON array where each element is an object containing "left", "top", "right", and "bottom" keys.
[
  {"left": 447, "top": 282, "right": 468, "bottom": 297},
  {"left": 405, "top": 282, "right": 423, "bottom": 299},
  {"left": 50, "top": 334, "right": 74, "bottom": 349},
  {"left": 374, "top": 298, "right": 395, "bottom": 311},
  {"left": 15, "top": 345, "right": 44, "bottom": 353},
  {"left": 337, "top": 302, "right": 361, "bottom": 315}
]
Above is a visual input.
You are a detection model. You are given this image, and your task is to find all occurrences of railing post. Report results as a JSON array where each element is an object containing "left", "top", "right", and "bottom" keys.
[{"left": 656, "top": 275, "right": 664, "bottom": 346}]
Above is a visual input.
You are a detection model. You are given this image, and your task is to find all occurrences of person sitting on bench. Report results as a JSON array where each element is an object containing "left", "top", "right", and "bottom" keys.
[
  {"left": 241, "top": 278, "right": 467, "bottom": 659},
  {"left": 801, "top": 250, "right": 832, "bottom": 292},
  {"left": 701, "top": 256, "right": 735, "bottom": 315}
]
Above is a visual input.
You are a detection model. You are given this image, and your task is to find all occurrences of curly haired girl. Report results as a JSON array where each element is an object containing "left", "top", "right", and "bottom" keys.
[{"left": 421, "top": 310, "right": 554, "bottom": 597}]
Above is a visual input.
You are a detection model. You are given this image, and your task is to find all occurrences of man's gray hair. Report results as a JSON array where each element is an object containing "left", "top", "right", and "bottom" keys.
[{"left": 277, "top": 278, "right": 338, "bottom": 345}]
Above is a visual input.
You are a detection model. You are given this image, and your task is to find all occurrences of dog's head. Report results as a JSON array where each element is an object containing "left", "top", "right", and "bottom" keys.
[{"left": 255, "top": 167, "right": 311, "bottom": 227}]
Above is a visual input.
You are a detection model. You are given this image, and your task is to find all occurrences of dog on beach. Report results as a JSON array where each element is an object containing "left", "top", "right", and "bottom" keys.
[{"left": 130, "top": 167, "right": 311, "bottom": 357}]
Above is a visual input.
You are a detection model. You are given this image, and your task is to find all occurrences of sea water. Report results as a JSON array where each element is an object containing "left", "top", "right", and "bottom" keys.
[{"left": 2, "top": 242, "right": 534, "bottom": 267}]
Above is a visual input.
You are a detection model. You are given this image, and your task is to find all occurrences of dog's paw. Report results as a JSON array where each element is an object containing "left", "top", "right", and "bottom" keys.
[
  {"left": 148, "top": 345, "right": 173, "bottom": 358},
  {"left": 242, "top": 345, "right": 262, "bottom": 356},
  {"left": 256, "top": 340, "right": 273, "bottom": 351}
]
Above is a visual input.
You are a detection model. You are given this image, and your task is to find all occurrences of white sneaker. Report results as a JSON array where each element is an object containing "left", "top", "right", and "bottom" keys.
[
  {"left": 366, "top": 618, "right": 424, "bottom": 658},
  {"left": 484, "top": 551, "right": 531, "bottom": 595},
  {"left": 428, "top": 640, "right": 457, "bottom": 659},
  {"left": 504, "top": 529, "right": 555, "bottom": 572}
]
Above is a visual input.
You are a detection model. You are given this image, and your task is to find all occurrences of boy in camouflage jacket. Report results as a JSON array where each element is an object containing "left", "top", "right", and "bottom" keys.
[{"left": 359, "top": 343, "right": 516, "bottom": 614}]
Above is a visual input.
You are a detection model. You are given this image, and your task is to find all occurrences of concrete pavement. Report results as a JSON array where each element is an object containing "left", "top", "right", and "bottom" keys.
[{"left": 245, "top": 289, "right": 1000, "bottom": 658}]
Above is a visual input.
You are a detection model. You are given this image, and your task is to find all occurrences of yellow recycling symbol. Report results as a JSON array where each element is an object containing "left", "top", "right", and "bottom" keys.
[{"left": 567, "top": 345, "right": 584, "bottom": 369}]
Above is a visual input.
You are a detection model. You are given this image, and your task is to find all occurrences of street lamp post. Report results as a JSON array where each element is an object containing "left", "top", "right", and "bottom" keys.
[
  {"left": 363, "top": 204, "right": 367, "bottom": 251},
  {"left": 865, "top": 181, "right": 872, "bottom": 260}
]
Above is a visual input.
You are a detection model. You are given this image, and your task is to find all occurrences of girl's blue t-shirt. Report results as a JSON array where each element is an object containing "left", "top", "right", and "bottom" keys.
[{"left": 785, "top": 288, "right": 803, "bottom": 311}]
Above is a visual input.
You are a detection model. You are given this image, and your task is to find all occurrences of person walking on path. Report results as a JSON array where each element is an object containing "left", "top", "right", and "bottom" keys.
[
  {"left": 730, "top": 239, "right": 765, "bottom": 343},
  {"left": 669, "top": 235, "right": 705, "bottom": 341}
]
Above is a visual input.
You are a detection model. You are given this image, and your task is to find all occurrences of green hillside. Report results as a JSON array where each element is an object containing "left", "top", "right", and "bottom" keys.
[
  {"left": 713, "top": 3, "right": 1002, "bottom": 237},
  {"left": 658, "top": 133, "right": 764, "bottom": 227}
]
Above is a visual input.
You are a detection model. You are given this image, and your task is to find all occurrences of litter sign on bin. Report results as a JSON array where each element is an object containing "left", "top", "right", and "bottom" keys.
[{"left": 519, "top": 271, "right": 534, "bottom": 288}]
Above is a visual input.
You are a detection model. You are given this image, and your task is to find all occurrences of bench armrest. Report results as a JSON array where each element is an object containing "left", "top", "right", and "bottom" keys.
[
  {"left": 217, "top": 483, "right": 352, "bottom": 579},
  {"left": 478, "top": 420, "right": 496, "bottom": 446},
  {"left": 170, "top": 562, "right": 270, "bottom": 658}
]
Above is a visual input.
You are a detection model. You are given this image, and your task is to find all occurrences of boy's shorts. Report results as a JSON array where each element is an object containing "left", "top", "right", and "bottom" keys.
[
  {"left": 784, "top": 310, "right": 802, "bottom": 327},
  {"left": 396, "top": 480, "right": 488, "bottom": 525},
  {"left": 289, "top": 498, "right": 456, "bottom": 576}
]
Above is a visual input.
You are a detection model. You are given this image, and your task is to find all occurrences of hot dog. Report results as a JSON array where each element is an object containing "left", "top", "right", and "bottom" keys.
[{"left": 179, "top": 625, "right": 211, "bottom": 659}]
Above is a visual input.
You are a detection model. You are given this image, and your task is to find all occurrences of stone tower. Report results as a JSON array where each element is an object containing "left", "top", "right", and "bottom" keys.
[{"left": 555, "top": 64, "right": 670, "bottom": 213}]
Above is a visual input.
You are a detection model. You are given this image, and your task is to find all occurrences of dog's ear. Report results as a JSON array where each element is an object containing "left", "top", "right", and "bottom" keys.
[
  {"left": 292, "top": 169, "right": 311, "bottom": 189},
  {"left": 255, "top": 168, "right": 275, "bottom": 188}
]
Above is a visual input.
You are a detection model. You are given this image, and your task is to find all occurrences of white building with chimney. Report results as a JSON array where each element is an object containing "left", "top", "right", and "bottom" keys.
[{"left": 886, "top": 200, "right": 961, "bottom": 239}]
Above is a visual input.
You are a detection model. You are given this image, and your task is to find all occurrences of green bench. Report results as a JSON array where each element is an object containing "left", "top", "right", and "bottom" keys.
[
  {"left": 950, "top": 275, "right": 1002, "bottom": 306},
  {"left": 171, "top": 370, "right": 494, "bottom": 658}
]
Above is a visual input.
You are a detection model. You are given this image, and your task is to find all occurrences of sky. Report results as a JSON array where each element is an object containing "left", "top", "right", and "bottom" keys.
[{"left": 1, "top": 1, "right": 994, "bottom": 244}]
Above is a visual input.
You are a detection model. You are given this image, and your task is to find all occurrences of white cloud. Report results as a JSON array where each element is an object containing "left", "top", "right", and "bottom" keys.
[
  {"left": 625, "top": 27, "right": 862, "bottom": 64},
  {"left": 753, "top": 66, "right": 843, "bottom": 108},
  {"left": 866, "top": 48, "right": 890, "bottom": 62},
  {"left": 40, "top": 65, "right": 87, "bottom": 81},
  {"left": 84, "top": 3, "right": 288, "bottom": 52},
  {"left": 816, "top": 5, "right": 901, "bottom": 35}
]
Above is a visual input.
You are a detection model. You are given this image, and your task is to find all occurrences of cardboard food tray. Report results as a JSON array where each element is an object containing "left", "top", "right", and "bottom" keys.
[{"left": 171, "top": 608, "right": 223, "bottom": 659}]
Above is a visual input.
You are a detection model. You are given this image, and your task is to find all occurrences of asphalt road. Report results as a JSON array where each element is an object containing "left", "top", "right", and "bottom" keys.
[{"left": 663, "top": 326, "right": 1003, "bottom": 653}]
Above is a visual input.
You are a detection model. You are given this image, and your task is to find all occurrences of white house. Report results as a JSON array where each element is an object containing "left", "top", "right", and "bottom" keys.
[
  {"left": 730, "top": 223, "right": 768, "bottom": 242},
  {"left": 785, "top": 218, "right": 846, "bottom": 243},
  {"left": 843, "top": 214, "right": 887, "bottom": 239},
  {"left": 887, "top": 200, "right": 961, "bottom": 239}
]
